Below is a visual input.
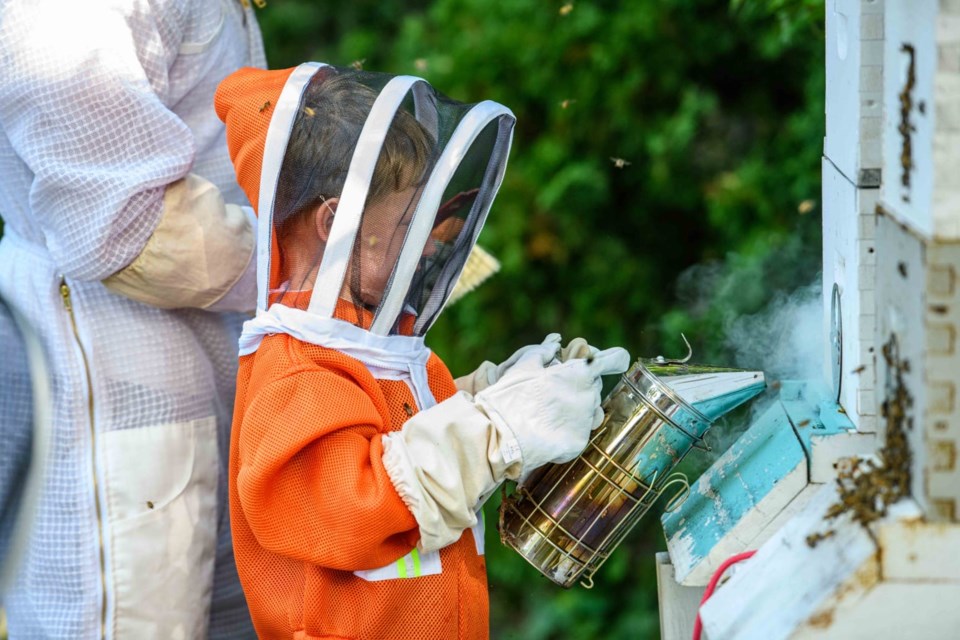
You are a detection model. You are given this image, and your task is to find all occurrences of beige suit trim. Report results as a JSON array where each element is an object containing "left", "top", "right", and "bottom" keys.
[
  {"left": 381, "top": 391, "right": 521, "bottom": 552},
  {"left": 103, "top": 174, "right": 254, "bottom": 309}
]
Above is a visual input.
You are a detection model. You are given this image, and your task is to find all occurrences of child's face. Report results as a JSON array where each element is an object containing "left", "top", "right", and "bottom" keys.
[{"left": 351, "top": 185, "right": 436, "bottom": 307}]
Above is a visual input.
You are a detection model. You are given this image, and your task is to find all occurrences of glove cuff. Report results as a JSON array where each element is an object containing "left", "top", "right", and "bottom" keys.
[
  {"left": 473, "top": 392, "right": 526, "bottom": 472},
  {"left": 453, "top": 360, "right": 498, "bottom": 395}
]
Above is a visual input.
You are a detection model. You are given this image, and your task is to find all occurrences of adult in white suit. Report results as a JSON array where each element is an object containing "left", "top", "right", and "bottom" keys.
[{"left": 0, "top": 1, "right": 265, "bottom": 636}]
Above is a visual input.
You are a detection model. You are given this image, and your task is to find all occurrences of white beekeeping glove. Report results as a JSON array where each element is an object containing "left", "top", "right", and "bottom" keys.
[
  {"left": 475, "top": 347, "right": 630, "bottom": 474},
  {"left": 454, "top": 333, "right": 562, "bottom": 395},
  {"left": 559, "top": 336, "right": 598, "bottom": 362},
  {"left": 381, "top": 345, "right": 629, "bottom": 552}
]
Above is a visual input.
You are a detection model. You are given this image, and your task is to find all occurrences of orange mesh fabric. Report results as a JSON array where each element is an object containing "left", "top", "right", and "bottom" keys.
[
  {"left": 230, "top": 337, "right": 489, "bottom": 640},
  {"left": 214, "top": 66, "right": 297, "bottom": 212},
  {"left": 215, "top": 67, "right": 297, "bottom": 294}
]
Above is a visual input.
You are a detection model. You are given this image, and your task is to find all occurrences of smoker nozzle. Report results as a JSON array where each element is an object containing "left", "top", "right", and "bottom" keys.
[{"left": 644, "top": 362, "right": 766, "bottom": 422}]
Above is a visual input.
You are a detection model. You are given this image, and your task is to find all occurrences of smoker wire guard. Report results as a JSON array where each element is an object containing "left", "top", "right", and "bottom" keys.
[{"left": 497, "top": 359, "right": 714, "bottom": 589}]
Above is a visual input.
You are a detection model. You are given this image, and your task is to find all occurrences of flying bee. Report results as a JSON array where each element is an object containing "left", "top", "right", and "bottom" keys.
[
  {"left": 610, "top": 157, "right": 631, "bottom": 169},
  {"left": 560, "top": 98, "right": 576, "bottom": 109},
  {"left": 351, "top": 58, "right": 366, "bottom": 71},
  {"left": 303, "top": 106, "right": 316, "bottom": 117},
  {"left": 560, "top": 3, "right": 574, "bottom": 15},
  {"left": 259, "top": 100, "right": 271, "bottom": 113}
]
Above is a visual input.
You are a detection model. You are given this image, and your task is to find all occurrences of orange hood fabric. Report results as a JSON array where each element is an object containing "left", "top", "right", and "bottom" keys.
[
  {"left": 214, "top": 66, "right": 297, "bottom": 213},
  {"left": 229, "top": 335, "right": 489, "bottom": 640},
  {"left": 215, "top": 66, "right": 296, "bottom": 294}
]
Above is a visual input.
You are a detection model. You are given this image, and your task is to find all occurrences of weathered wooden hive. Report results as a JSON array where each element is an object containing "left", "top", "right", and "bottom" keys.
[{"left": 656, "top": 2, "right": 960, "bottom": 638}]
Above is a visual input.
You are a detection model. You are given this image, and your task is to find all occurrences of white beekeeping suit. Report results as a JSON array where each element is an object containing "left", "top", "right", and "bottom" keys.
[{"left": 0, "top": 0, "right": 266, "bottom": 637}]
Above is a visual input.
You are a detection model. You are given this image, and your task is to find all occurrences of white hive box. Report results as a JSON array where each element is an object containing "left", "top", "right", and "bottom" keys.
[
  {"left": 698, "top": 485, "right": 960, "bottom": 640},
  {"left": 874, "top": 0, "right": 960, "bottom": 521},
  {"left": 925, "top": 241, "right": 960, "bottom": 520},
  {"left": 875, "top": 218, "right": 960, "bottom": 522},
  {"left": 825, "top": 0, "right": 884, "bottom": 186},
  {"left": 880, "top": 0, "right": 960, "bottom": 238},
  {"left": 822, "top": 158, "right": 879, "bottom": 432}
]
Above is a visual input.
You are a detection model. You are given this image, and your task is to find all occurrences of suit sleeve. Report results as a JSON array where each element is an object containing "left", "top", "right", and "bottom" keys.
[
  {"left": 0, "top": 2, "right": 255, "bottom": 312},
  {"left": 0, "top": 1, "right": 194, "bottom": 281},
  {"left": 235, "top": 369, "right": 420, "bottom": 571}
]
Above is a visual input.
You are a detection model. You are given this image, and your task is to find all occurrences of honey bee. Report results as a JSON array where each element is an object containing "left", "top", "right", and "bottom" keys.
[
  {"left": 560, "top": 98, "right": 576, "bottom": 109},
  {"left": 303, "top": 106, "right": 316, "bottom": 117},
  {"left": 146, "top": 501, "right": 155, "bottom": 509},
  {"left": 610, "top": 157, "right": 631, "bottom": 169},
  {"left": 559, "top": 3, "right": 574, "bottom": 15},
  {"left": 414, "top": 58, "right": 429, "bottom": 72},
  {"left": 351, "top": 58, "right": 366, "bottom": 71},
  {"left": 259, "top": 100, "right": 271, "bottom": 113}
]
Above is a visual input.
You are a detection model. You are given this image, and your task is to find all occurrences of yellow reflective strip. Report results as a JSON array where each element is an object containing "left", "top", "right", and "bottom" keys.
[
  {"left": 396, "top": 556, "right": 407, "bottom": 578},
  {"left": 411, "top": 548, "right": 421, "bottom": 577}
]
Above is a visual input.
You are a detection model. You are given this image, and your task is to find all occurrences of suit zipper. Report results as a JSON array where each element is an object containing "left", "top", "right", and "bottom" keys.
[{"left": 59, "top": 278, "right": 107, "bottom": 640}]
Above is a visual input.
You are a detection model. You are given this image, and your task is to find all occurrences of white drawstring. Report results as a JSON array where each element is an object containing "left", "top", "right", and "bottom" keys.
[{"left": 239, "top": 305, "right": 438, "bottom": 408}]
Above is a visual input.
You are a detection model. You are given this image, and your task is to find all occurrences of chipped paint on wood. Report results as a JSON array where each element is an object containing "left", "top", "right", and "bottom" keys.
[
  {"left": 664, "top": 380, "right": 873, "bottom": 585},
  {"left": 663, "top": 399, "right": 807, "bottom": 585},
  {"left": 699, "top": 484, "right": 879, "bottom": 640},
  {"left": 877, "top": 504, "right": 960, "bottom": 579}
]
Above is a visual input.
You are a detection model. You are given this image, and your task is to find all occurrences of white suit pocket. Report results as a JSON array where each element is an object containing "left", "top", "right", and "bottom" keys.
[{"left": 101, "top": 417, "right": 219, "bottom": 640}]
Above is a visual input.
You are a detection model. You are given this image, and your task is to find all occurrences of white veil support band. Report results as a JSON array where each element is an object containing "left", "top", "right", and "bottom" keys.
[
  {"left": 371, "top": 102, "right": 515, "bottom": 335},
  {"left": 307, "top": 75, "right": 432, "bottom": 318},
  {"left": 414, "top": 109, "right": 515, "bottom": 335},
  {"left": 256, "top": 62, "right": 326, "bottom": 313}
]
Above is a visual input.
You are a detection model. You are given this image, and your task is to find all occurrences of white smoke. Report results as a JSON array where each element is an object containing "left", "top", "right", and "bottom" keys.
[
  {"left": 682, "top": 275, "right": 830, "bottom": 465},
  {"left": 725, "top": 277, "right": 827, "bottom": 394}
]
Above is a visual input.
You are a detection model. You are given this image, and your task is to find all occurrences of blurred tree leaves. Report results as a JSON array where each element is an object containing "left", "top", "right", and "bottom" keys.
[{"left": 261, "top": 1, "right": 825, "bottom": 637}]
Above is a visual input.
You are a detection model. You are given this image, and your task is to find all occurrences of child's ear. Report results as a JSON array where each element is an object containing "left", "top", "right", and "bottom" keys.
[{"left": 314, "top": 197, "right": 339, "bottom": 242}]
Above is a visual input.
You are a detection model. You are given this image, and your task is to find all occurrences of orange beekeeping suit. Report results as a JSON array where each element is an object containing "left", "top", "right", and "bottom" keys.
[
  {"left": 218, "top": 62, "right": 513, "bottom": 640},
  {"left": 229, "top": 322, "right": 489, "bottom": 640}
]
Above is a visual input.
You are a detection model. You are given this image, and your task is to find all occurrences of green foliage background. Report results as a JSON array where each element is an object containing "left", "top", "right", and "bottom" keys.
[
  {"left": 259, "top": 0, "right": 825, "bottom": 637},
  {"left": 0, "top": 3, "right": 824, "bottom": 639}
]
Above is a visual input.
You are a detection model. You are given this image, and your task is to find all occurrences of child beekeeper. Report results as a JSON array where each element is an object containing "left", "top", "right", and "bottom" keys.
[{"left": 214, "top": 63, "right": 629, "bottom": 639}]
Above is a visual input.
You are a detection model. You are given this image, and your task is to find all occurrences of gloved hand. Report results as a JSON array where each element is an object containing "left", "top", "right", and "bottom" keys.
[
  {"left": 559, "top": 336, "right": 598, "bottom": 362},
  {"left": 474, "top": 345, "right": 630, "bottom": 477},
  {"left": 454, "top": 333, "right": 562, "bottom": 395},
  {"left": 382, "top": 342, "right": 629, "bottom": 551}
]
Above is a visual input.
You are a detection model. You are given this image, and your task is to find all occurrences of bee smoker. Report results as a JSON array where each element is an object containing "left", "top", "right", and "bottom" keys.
[{"left": 498, "top": 357, "right": 766, "bottom": 588}]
